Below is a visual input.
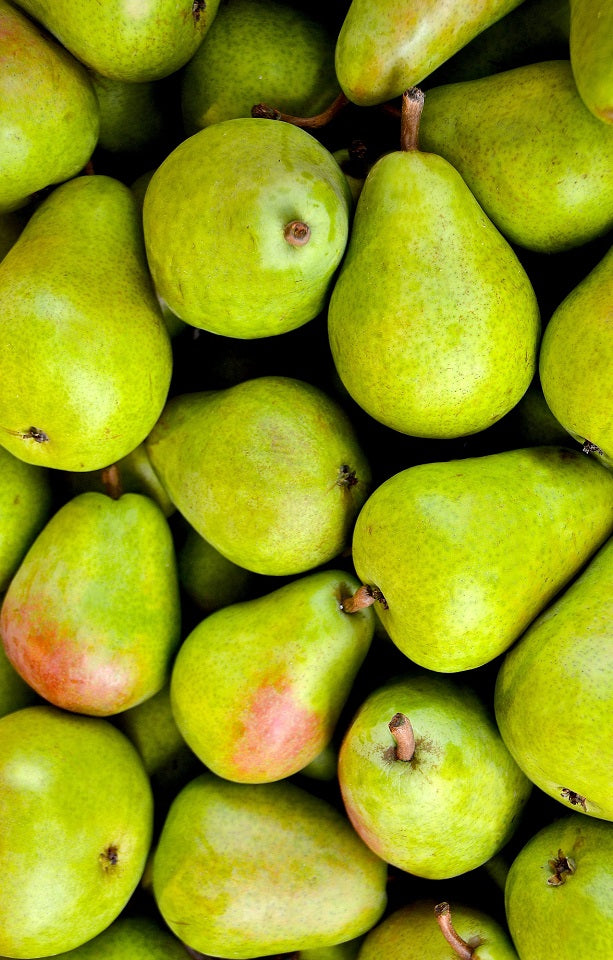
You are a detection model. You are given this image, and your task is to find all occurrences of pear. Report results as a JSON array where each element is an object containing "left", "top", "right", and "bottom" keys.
[
  {"left": 505, "top": 375, "right": 573, "bottom": 448},
  {"left": 0, "top": 446, "right": 52, "bottom": 594},
  {"left": 539, "top": 242, "right": 613, "bottom": 468},
  {"left": 0, "top": 209, "right": 27, "bottom": 262},
  {"left": 350, "top": 446, "right": 613, "bottom": 671},
  {"left": 0, "top": 0, "right": 99, "bottom": 213},
  {"left": 143, "top": 118, "right": 352, "bottom": 338},
  {"left": 0, "top": 705, "right": 153, "bottom": 958},
  {"left": 90, "top": 73, "right": 165, "bottom": 154},
  {"left": 338, "top": 673, "right": 531, "bottom": 879},
  {"left": 170, "top": 569, "right": 374, "bottom": 783},
  {"left": 495, "top": 536, "right": 613, "bottom": 820},
  {"left": 11, "top": 0, "right": 219, "bottom": 82},
  {"left": 66, "top": 443, "right": 175, "bottom": 517},
  {"left": 145, "top": 376, "right": 371, "bottom": 576},
  {"left": 419, "top": 60, "right": 613, "bottom": 252},
  {"left": 569, "top": 0, "right": 613, "bottom": 122},
  {"left": 0, "top": 175, "right": 172, "bottom": 472},
  {"left": 505, "top": 815, "right": 613, "bottom": 959},
  {"left": 328, "top": 88, "right": 540, "bottom": 439},
  {"left": 0, "top": 491, "right": 181, "bottom": 716},
  {"left": 358, "top": 899, "right": 519, "bottom": 959},
  {"left": 178, "top": 525, "right": 255, "bottom": 612},
  {"left": 152, "top": 773, "right": 388, "bottom": 957},
  {"left": 0, "top": 644, "right": 37, "bottom": 719},
  {"left": 334, "top": 0, "right": 525, "bottom": 106},
  {"left": 181, "top": 0, "right": 340, "bottom": 132}
]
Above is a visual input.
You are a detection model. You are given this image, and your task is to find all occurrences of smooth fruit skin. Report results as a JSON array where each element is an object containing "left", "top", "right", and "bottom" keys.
[
  {"left": 0, "top": 705, "right": 153, "bottom": 958},
  {"left": 539, "top": 242, "right": 613, "bottom": 468},
  {"left": 570, "top": 0, "right": 613, "bottom": 122},
  {"left": 170, "top": 569, "right": 374, "bottom": 783},
  {"left": 495, "top": 536, "right": 613, "bottom": 820},
  {"left": 152, "top": 773, "right": 388, "bottom": 958},
  {"left": 505, "top": 816, "right": 613, "bottom": 959},
  {"left": 0, "top": 915, "right": 191, "bottom": 959},
  {"left": 338, "top": 674, "right": 531, "bottom": 879},
  {"left": 352, "top": 446, "right": 613, "bottom": 671},
  {"left": 143, "top": 118, "right": 351, "bottom": 338},
  {"left": 0, "top": 446, "right": 51, "bottom": 594}
]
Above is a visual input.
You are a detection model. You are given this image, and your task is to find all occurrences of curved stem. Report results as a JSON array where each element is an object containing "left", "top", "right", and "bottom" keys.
[
  {"left": 284, "top": 220, "right": 311, "bottom": 246},
  {"left": 101, "top": 463, "right": 123, "bottom": 500},
  {"left": 388, "top": 713, "right": 415, "bottom": 762},
  {"left": 400, "top": 87, "right": 425, "bottom": 152},
  {"left": 251, "top": 92, "right": 349, "bottom": 129},
  {"left": 341, "top": 584, "right": 376, "bottom": 613},
  {"left": 435, "top": 902, "right": 474, "bottom": 959}
]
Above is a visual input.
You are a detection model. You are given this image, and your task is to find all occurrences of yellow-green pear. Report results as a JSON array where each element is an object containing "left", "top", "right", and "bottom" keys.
[
  {"left": 0, "top": 445, "right": 52, "bottom": 593},
  {"left": 569, "top": 0, "right": 613, "bottom": 122},
  {"left": 178, "top": 525, "right": 255, "bottom": 612},
  {"left": 0, "top": 915, "right": 191, "bottom": 959},
  {"left": 90, "top": 72, "right": 166, "bottom": 153}
]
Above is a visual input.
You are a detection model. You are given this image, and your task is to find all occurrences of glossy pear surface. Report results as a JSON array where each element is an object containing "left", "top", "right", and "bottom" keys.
[
  {"left": 570, "top": 0, "right": 613, "bottom": 121},
  {"left": 4, "top": 915, "right": 190, "bottom": 959}
]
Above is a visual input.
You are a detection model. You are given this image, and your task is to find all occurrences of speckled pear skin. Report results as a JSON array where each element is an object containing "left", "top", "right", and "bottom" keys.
[
  {"left": 570, "top": 0, "right": 613, "bottom": 122},
  {"left": 7, "top": 915, "right": 190, "bottom": 960},
  {"left": 0, "top": 0, "right": 99, "bottom": 213},
  {"left": 0, "top": 445, "right": 52, "bottom": 594},
  {"left": 181, "top": 0, "right": 340, "bottom": 133},
  {"left": 358, "top": 899, "right": 519, "bottom": 959},
  {"left": 539, "top": 243, "right": 613, "bottom": 468},
  {"left": 170, "top": 569, "right": 374, "bottom": 783},
  {"left": 0, "top": 706, "right": 154, "bottom": 958},
  {"left": 419, "top": 60, "right": 613, "bottom": 252},
  {"left": 352, "top": 446, "right": 613, "bottom": 672},
  {"left": 143, "top": 118, "right": 352, "bottom": 338},
  {"left": 152, "top": 773, "right": 387, "bottom": 958},
  {"left": 0, "top": 492, "right": 182, "bottom": 716},
  {"left": 145, "top": 377, "right": 371, "bottom": 576},
  {"left": 0, "top": 175, "right": 172, "bottom": 472},
  {"left": 11, "top": 0, "right": 218, "bottom": 82},
  {"left": 338, "top": 674, "right": 531, "bottom": 880},
  {"left": 505, "top": 816, "right": 613, "bottom": 960},
  {"left": 327, "top": 148, "right": 540, "bottom": 438},
  {"left": 495, "top": 536, "right": 613, "bottom": 820},
  {"left": 335, "top": 0, "right": 524, "bottom": 106}
]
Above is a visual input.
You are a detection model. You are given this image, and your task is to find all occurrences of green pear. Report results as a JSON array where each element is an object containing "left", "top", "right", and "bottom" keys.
[
  {"left": 66, "top": 442, "right": 176, "bottom": 517},
  {"left": 152, "top": 773, "right": 387, "bottom": 957},
  {"left": 505, "top": 375, "right": 573, "bottom": 448},
  {"left": 0, "top": 175, "right": 172, "bottom": 472},
  {"left": 328, "top": 89, "right": 540, "bottom": 439},
  {"left": 338, "top": 673, "right": 531, "bottom": 879},
  {"left": 350, "top": 446, "right": 613, "bottom": 672},
  {"left": 0, "top": 491, "right": 181, "bottom": 716},
  {"left": 178, "top": 525, "right": 255, "bottom": 612},
  {"left": 0, "top": 705, "right": 153, "bottom": 958},
  {"left": 0, "top": 0, "right": 99, "bottom": 213},
  {"left": 334, "top": 0, "right": 525, "bottom": 106},
  {"left": 505, "top": 815, "right": 613, "bottom": 959},
  {"left": 569, "top": 0, "right": 613, "bottom": 122},
  {"left": 170, "top": 569, "right": 374, "bottom": 783},
  {"left": 539, "top": 242, "right": 613, "bottom": 468},
  {"left": 0, "top": 209, "right": 27, "bottom": 262},
  {"left": 495, "top": 536, "right": 613, "bottom": 820},
  {"left": 181, "top": 0, "right": 340, "bottom": 133},
  {"left": 0, "top": 643, "right": 37, "bottom": 719},
  {"left": 145, "top": 377, "right": 371, "bottom": 576},
  {"left": 358, "top": 899, "right": 519, "bottom": 959},
  {"left": 11, "top": 0, "right": 219, "bottom": 82},
  {"left": 419, "top": 60, "right": 613, "bottom": 252},
  {"left": 0, "top": 445, "right": 52, "bottom": 594},
  {"left": 143, "top": 118, "right": 352, "bottom": 338},
  {"left": 90, "top": 73, "right": 165, "bottom": 153}
]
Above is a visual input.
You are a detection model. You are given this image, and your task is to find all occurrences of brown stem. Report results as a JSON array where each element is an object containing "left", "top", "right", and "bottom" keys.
[
  {"left": 340, "top": 584, "right": 376, "bottom": 613},
  {"left": 284, "top": 220, "right": 311, "bottom": 246},
  {"left": 400, "top": 87, "right": 425, "bottom": 152},
  {"left": 83, "top": 159, "right": 95, "bottom": 176},
  {"left": 101, "top": 463, "right": 123, "bottom": 500},
  {"left": 388, "top": 713, "right": 415, "bottom": 762},
  {"left": 434, "top": 902, "right": 474, "bottom": 959},
  {"left": 251, "top": 92, "right": 349, "bottom": 129}
]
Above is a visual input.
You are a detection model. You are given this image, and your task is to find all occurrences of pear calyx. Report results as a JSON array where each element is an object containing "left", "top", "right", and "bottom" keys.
[
  {"left": 547, "top": 849, "right": 576, "bottom": 886},
  {"left": 582, "top": 439, "right": 604, "bottom": 457},
  {"left": 400, "top": 87, "right": 425, "bottom": 152},
  {"left": 284, "top": 220, "right": 311, "bottom": 246},
  {"left": 435, "top": 901, "right": 481, "bottom": 958},
  {"left": 388, "top": 712, "right": 415, "bottom": 762},
  {"left": 101, "top": 463, "right": 123, "bottom": 500},
  {"left": 337, "top": 463, "right": 359, "bottom": 487},
  {"left": 99, "top": 844, "right": 119, "bottom": 872},
  {"left": 340, "top": 583, "right": 387, "bottom": 613},
  {"left": 17, "top": 426, "right": 49, "bottom": 444},
  {"left": 251, "top": 92, "right": 348, "bottom": 129},
  {"left": 192, "top": 1, "right": 206, "bottom": 23},
  {"left": 560, "top": 787, "right": 588, "bottom": 811}
]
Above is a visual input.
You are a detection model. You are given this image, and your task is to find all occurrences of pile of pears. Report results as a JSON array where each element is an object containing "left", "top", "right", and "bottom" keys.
[{"left": 0, "top": 0, "right": 612, "bottom": 957}]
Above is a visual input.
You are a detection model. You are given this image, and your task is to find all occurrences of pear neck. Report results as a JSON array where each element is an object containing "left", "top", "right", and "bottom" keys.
[{"left": 400, "top": 87, "right": 425, "bottom": 153}]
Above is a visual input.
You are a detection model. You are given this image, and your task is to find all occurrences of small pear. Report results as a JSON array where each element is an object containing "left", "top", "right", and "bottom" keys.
[
  {"left": 569, "top": 0, "right": 613, "bottom": 122},
  {"left": 90, "top": 72, "right": 166, "bottom": 154},
  {"left": 178, "top": 525, "right": 255, "bottom": 612},
  {"left": 0, "top": 445, "right": 52, "bottom": 594}
]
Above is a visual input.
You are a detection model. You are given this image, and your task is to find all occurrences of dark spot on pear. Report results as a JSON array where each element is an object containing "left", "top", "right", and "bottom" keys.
[
  {"left": 582, "top": 439, "right": 604, "bottom": 457},
  {"left": 99, "top": 844, "right": 119, "bottom": 871},
  {"left": 560, "top": 787, "right": 587, "bottom": 811},
  {"left": 337, "top": 464, "right": 358, "bottom": 488},
  {"left": 192, "top": 0, "right": 206, "bottom": 22},
  {"left": 23, "top": 427, "right": 49, "bottom": 443},
  {"left": 547, "top": 848, "right": 575, "bottom": 885}
]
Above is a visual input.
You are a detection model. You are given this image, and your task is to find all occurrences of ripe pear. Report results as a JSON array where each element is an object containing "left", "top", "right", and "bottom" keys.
[
  {"left": 145, "top": 376, "right": 371, "bottom": 576},
  {"left": 143, "top": 118, "right": 351, "bottom": 338},
  {"left": 0, "top": 175, "right": 172, "bottom": 472},
  {"left": 328, "top": 88, "right": 540, "bottom": 439},
  {"left": 0, "top": 491, "right": 181, "bottom": 716},
  {"left": 170, "top": 569, "right": 374, "bottom": 783},
  {"left": 11, "top": 0, "right": 219, "bottom": 82},
  {"left": 0, "top": 445, "right": 52, "bottom": 594},
  {"left": 181, "top": 0, "right": 340, "bottom": 132},
  {"left": 0, "top": 705, "right": 153, "bottom": 958},
  {"left": 495, "top": 536, "right": 613, "bottom": 820},
  {"left": 90, "top": 73, "right": 165, "bottom": 154},
  {"left": 338, "top": 673, "right": 531, "bottom": 879},
  {"left": 335, "top": 0, "right": 525, "bottom": 106},
  {"left": 0, "top": 0, "right": 99, "bottom": 213},
  {"left": 569, "top": 0, "right": 613, "bottom": 122},
  {"left": 178, "top": 525, "right": 255, "bottom": 612},
  {"left": 152, "top": 773, "right": 387, "bottom": 957},
  {"left": 351, "top": 446, "right": 613, "bottom": 671},
  {"left": 539, "top": 242, "right": 613, "bottom": 468},
  {"left": 505, "top": 815, "right": 613, "bottom": 959},
  {"left": 419, "top": 60, "right": 613, "bottom": 252},
  {"left": 66, "top": 443, "right": 175, "bottom": 517}
]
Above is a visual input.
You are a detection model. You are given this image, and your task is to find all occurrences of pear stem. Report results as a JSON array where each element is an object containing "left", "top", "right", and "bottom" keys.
[
  {"left": 101, "top": 463, "right": 123, "bottom": 500},
  {"left": 434, "top": 902, "right": 475, "bottom": 959},
  {"left": 284, "top": 220, "right": 311, "bottom": 246},
  {"left": 251, "top": 92, "right": 349, "bottom": 129},
  {"left": 388, "top": 713, "right": 415, "bottom": 762},
  {"left": 400, "top": 87, "right": 425, "bottom": 152},
  {"left": 340, "top": 584, "right": 376, "bottom": 613}
]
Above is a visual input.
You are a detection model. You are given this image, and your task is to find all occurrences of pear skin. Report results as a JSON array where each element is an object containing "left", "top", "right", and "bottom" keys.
[
  {"left": 0, "top": 446, "right": 52, "bottom": 593},
  {"left": 569, "top": 0, "right": 613, "bottom": 122}
]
